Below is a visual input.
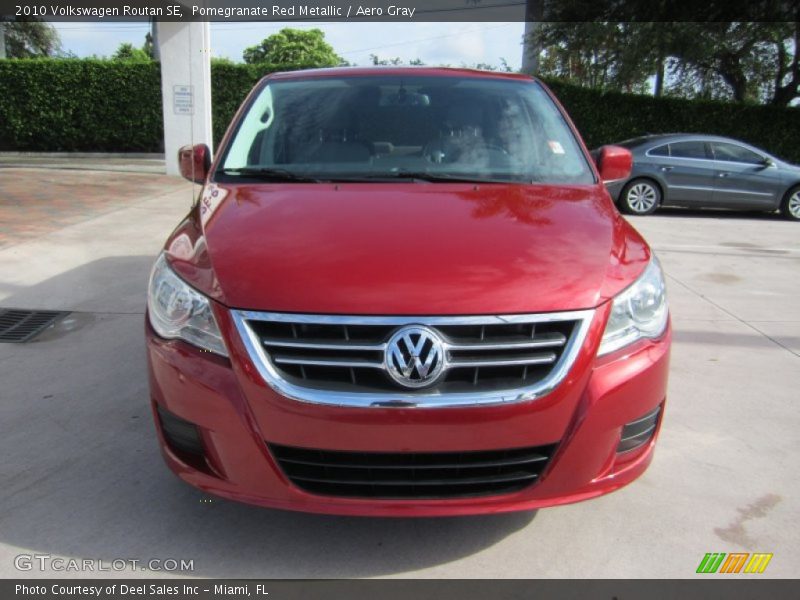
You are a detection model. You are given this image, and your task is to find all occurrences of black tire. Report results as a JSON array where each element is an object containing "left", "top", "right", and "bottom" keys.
[
  {"left": 780, "top": 185, "right": 800, "bottom": 221},
  {"left": 619, "top": 179, "right": 661, "bottom": 216}
]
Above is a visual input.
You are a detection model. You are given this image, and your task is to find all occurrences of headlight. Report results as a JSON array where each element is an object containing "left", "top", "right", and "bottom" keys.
[
  {"left": 147, "top": 253, "right": 228, "bottom": 356},
  {"left": 598, "top": 256, "right": 668, "bottom": 356}
]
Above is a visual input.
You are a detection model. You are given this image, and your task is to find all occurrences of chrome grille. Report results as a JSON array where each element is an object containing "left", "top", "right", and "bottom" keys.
[{"left": 232, "top": 310, "right": 594, "bottom": 408}]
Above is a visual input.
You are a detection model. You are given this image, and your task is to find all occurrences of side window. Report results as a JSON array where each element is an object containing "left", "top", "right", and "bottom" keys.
[
  {"left": 711, "top": 142, "right": 764, "bottom": 165},
  {"left": 649, "top": 144, "right": 670, "bottom": 157},
  {"left": 669, "top": 141, "right": 708, "bottom": 159}
]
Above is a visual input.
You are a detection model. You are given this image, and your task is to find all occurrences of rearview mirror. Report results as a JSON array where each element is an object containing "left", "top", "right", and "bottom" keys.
[
  {"left": 595, "top": 145, "right": 633, "bottom": 183},
  {"left": 178, "top": 144, "right": 211, "bottom": 184}
]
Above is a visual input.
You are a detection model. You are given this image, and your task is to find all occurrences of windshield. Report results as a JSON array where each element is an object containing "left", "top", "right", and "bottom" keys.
[{"left": 216, "top": 74, "right": 594, "bottom": 185}]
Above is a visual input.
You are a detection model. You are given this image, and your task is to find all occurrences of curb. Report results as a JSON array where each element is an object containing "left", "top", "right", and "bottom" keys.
[{"left": 0, "top": 152, "right": 165, "bottom": 159}]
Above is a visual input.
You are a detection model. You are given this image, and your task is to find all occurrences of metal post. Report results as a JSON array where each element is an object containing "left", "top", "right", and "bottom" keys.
[
  {"left": 0, "top": 23, "right": 7, "bottom": 59},
  {"left": 521, "top": 1, "right": 544, "bottom": 75},
  {"left": 150, "top": 18, "right": 160, "bottom": 61}
]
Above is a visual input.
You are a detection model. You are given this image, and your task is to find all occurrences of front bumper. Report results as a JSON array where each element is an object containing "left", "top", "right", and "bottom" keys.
[{"left": 145, "top": 304, "right": 671, "bottom": 516}]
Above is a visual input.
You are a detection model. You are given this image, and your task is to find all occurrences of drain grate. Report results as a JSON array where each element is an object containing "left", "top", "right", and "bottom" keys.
[{"left": 0, "top": 308, "right": 69, "bottom": 343}]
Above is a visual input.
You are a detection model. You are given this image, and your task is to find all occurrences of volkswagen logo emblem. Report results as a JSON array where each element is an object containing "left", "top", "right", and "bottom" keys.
[{"left": 385, "top": 325, "right": 446, "bottom": 389}]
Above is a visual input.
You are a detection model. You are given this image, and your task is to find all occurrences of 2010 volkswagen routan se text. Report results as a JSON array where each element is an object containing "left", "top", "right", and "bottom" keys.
[{"left": 146, "top": 67, "right": 671, "bottom": 516}]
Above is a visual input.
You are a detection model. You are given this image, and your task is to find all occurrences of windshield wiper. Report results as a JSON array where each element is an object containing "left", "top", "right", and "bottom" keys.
[
  {"left": 356, "top": 171, "right": 517, "bottom": 184},
  {"left": 218, "top": 167, "right": 323, "bottom": 182}
]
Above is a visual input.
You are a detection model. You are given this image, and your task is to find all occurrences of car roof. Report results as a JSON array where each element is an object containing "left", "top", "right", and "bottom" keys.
[
  {"left": 264, "top": 66, "right": 536, "bottom": 83},
  {"left": 625, "top": 133, "right": 751, "bottom": 147}
]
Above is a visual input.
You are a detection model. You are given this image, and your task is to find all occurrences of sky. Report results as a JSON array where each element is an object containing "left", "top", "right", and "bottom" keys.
[{"left": 52, "top": 21, "right": 526, "bottom": 69}]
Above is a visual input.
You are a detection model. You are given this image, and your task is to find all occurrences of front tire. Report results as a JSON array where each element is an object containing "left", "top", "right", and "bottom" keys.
[
  {"left": 620, "top": 179, "right": 661, "bottom": 216},
  {"left": 780, "top": 186, "right": 800, "bottom": 221}
]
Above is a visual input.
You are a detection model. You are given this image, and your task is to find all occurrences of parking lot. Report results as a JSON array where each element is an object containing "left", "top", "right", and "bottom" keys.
[{"left": 0, "top": 165, "right": 798, "bottom": 578}]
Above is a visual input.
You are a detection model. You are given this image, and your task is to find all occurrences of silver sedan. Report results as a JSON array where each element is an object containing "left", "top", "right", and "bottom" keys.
[{"left": 605, "top": 134, "right": 800, "bottom": 220}]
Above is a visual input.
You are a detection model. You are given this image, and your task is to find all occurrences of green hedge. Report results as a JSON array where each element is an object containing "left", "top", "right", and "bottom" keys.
[
  {"left": 0, "top": 60, "right": 315, "bottom": 153},
  {"left": 2, "top": 59, "right": 799, "bottom": 163},
  {"left": 0, "top": 60, "right": 162, "bottom": 152}
]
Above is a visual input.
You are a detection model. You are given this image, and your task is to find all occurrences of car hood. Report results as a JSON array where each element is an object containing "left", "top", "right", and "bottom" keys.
[{"left": 167, "top": 182, "right": 650, "bottom": 315}]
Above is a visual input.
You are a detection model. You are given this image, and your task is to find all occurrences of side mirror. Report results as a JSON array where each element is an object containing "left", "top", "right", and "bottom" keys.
[
  {"left": 762, "top": 157, "right": 775, "bottom": 168},
  {"left": 178, "top": 144, "right": 211, "bottom": 184},
  {"left": 595, "top": 145, "right": 633, "bottom": 183}
]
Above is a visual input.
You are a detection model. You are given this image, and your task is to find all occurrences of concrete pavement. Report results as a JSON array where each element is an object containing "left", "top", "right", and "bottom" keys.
[
  {"left": 0, "top": 166, "right": 182, "bottom": 249},
  {"left": 0, "top": 169, "right": 798, "bottom": 578},
  {"left": 0, "top": 153, "right": 166, "bottom": 174}
]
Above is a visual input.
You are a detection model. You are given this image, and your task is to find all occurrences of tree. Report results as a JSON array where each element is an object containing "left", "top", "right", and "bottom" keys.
[
  {"left": 462, "top": 59, "right": 513, "bottom": 72},
  {"left": 2, "top": 19, "right": 60, "bottom": 58},
  {"left": 520, "top": 0, "right": 543, "bottom": 74},
  {"left": 243, "top": 28, "right": 343, "bottom": 66},
  {"left": 657, "top": 22, "right": 799, "bottom": 106},
  {"left": 769, "top": 22, "right": 800, "bottom": 107},
  {"left": 112, "top": 42, "right": 152, "bottom": 62},
  {"left": 142, "top": 32, "right": 155, "bottom": 60},
  {"left": 537, "top": 23, "right": 653, "bottom": 93},
  {"left": 370, "top": 55, "right": 424, "bottom": 66},
  {"left": 534, "top": 18, "right": 800, "bottom": 106},
  {"left": 668, "top": 23, "right": 780, "bottom": 103}
]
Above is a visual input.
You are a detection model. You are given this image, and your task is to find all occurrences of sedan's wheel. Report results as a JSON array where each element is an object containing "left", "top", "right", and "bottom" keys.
[
  {"left": 781, "top": 187, "right": 800, "bottom": 221},
  {"left": 620, "top": 180, "right": 660, "bottom": 215}
]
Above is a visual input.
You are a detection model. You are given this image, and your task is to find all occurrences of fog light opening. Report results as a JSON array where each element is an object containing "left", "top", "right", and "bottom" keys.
[
  {"left": 155, "top": 404, "right": 216, "bottom": 476},
  {"left": 617, "top": 405, "right": 662, "bottom": 454}
]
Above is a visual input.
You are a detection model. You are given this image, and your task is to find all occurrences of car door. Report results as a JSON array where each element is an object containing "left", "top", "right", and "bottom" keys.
[
  {"left": 648, "top": 140, "right": 716, "bottom": 206},
  {"left": 708, "top": 142, "right": 780, "bottom": 209}
]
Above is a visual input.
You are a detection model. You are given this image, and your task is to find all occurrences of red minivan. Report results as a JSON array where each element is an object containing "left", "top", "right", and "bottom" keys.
[{"left": 146, "top": 67, "right": 671, "bottom": 516}]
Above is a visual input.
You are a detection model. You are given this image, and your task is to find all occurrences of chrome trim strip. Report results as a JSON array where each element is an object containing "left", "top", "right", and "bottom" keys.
[
  {"left": 264, "top": 336, "right": 566, "bottom": 353},
  {"left": 448, "top": 335, "right": 566, "bottom": 351},
  {"left": 240, "top": 312, "right": 591, "bottom": 326},
  {"left": 644, "top": 147, "right": 773, "bottom": 167},
  {"left": 448, "top": 354, "right": 557, "bottom": 368},
  {"left": 231, "top": 309, "right": 596, "bottom": 408},
  {"left": 669, "top": 184, "right": 772, "bottom": 197},
  {"left": 272, "top": 357, "right": 384, "bottom": 369},
  {"left": 645, "top": 149, "right": 712, "bottom": 161},
  {"left": 620, "top": 422, "right": 658, "bottom": 443},
  {"left": 668, "top": 185, "right": 714, "bottom": 192},
  {"left": 264, "top": 339, "right": 387, "bottom": 351},
  {"left": 711, "top": 188, "right": 774, "bottom": 197},
  {"left": 624, "top": 407, "right": 661, "bottom": 427}
]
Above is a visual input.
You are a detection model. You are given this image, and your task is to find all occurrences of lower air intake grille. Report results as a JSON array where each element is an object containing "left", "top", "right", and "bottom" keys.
[
  {"left": 269, "top": 443, "right": 557, "bottom": 499},
  {"left": 157, "top": 405, "right": 205, "bottom": 457},
  {"left": 617, "top": 406, "right": 662, "bottom": 453}
]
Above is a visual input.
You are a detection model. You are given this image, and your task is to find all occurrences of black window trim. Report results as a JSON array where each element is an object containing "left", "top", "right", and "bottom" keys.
[
  {"left": 648, "top": 140, "right": 710, "bottom": 161},
  {"left": 211, "top": 73, "right": 598, "bottom": 186},
  {"left": 645, "top": 139, "right": 774, "bottom": 168},
  {"left": 708, "top": 141, "right": 767, "bottom": 165}
]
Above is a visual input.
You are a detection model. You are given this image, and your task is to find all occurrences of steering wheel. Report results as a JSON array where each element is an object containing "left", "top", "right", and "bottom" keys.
[{"left": 424, "top": 141, "right": 509, "bottom": 164}]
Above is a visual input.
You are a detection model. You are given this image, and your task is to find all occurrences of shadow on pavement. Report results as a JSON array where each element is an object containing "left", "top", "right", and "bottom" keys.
[
  {"left": 0, "top": 257, "right": 536, "bottom": 578},
  {"left": 646, "top": 207, "right": 787, "bottom": 221}
]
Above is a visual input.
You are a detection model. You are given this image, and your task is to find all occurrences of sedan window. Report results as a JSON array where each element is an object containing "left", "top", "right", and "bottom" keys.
[
  {"left": 669, "top": 141, "right": 708, "bottom": 159},
  {"left": 711, "top": 142, "right": 764, "bottom": 165},
  {"left": 648, "top": 144, "right": 670, "bottom": 157}
]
